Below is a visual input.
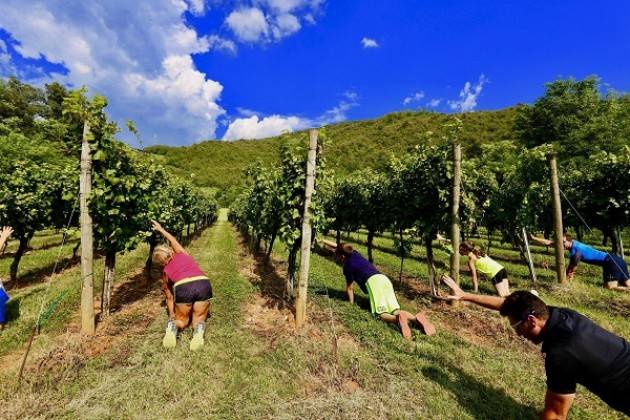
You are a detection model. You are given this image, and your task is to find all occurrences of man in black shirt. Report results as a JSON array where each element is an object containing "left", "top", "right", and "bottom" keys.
[{"left": 442, "top": 275, "right": 630, "bottom": 418}]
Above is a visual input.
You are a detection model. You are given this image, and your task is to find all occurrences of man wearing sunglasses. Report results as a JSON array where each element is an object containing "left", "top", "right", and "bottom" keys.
[{"left": 442, "top": 275, "right": 630, "bottom": 419}]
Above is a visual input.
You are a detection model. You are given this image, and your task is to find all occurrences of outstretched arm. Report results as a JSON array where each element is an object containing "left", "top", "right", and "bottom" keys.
[
  {"left": 151, "top": 221, "right": 186, "bottom": 254},
  {"left": 0, "top": 226, "right": 14, "bottom": 251},
  {"left": 529, "top": 234, "right": 553, "bottom": 247},
  {"left": 441, "top": 275, "right": 505, "bottom": 311}
]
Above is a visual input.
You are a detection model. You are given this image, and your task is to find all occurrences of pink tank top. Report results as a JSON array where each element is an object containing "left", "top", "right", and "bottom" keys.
[{"left": 163, "top": 253, "right": 205, "bottom": 284}]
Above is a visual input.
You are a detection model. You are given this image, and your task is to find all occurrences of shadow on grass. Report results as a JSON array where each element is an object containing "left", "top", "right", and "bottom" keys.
[
  {"left": 108, "top": 270, "right": 158, "bottom": 313},
  {"left": 237, "top": 232, "right": 295, "bottom": 312},
  {"left": 6, "top": 256, "right": 82, "bottom": 292},
  {"left": 422, "top": 364, "right": 538, "bottom": 419},
  {"left": 0, "top": 238, "right": 80, "bottom": 260}
]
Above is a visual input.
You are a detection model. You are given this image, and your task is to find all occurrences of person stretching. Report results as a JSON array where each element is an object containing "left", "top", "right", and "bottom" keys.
[
  {"left": 442, "top": 275, "right": 630, "bottom": 418},
  {"left": 0, "top": 226, "right": 14, "bottom": 330},
  {"left": 323, "top": 240, "right": 436, "bottom": 339},
  {"left": 459, "top": 241, "right": 510, "bottom": 297},
  {"left": 529, "top": 234, "right": 629, "bottom": 290},
  {"left": 151, "top": 221, "right": 213, "bottom": 350}
]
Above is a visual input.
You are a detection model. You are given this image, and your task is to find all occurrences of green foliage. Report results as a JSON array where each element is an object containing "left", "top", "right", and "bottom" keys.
[
  {"left": 146, "top": 108, "right": 519, "bottom": 191},
  {"left": 515, "top": 77, "right": 630, "bottom": 161},
  {"left": 230, "top": 131, "right": 329, "bottom": 293}
]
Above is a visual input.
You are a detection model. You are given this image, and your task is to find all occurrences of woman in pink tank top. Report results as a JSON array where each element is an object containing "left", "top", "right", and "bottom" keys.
[{"left": 151, "top": 220, "right": 212, "bottom": 351}]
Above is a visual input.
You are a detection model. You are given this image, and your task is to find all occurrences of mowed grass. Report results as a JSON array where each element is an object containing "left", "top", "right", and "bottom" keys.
[{"left": 306, "top": 230, "right": 629, "bottom": 419}]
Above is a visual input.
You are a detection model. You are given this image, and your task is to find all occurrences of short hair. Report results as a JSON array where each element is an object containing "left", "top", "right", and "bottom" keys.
[
  {"left": 499, "top": 291, "right": 549, "bottom": 321},
  {"left": 152, "top": 245, "right": 173, "bottom": 267},
  {"left": 335, "top": 243, "right": 353, "bottom": 258}
]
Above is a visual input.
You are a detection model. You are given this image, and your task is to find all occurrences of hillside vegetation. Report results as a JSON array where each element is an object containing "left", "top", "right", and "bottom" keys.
[{"left": 145, "top": 108, "right": 519, "bottom": 195}]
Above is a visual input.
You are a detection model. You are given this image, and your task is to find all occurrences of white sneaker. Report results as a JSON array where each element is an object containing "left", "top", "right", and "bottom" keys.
[
  {"left": 162, "top": 320, "right": 177, "bottom": 348},
  {"left": 190, "top": 322, "right": 205, "bottom": 351}
]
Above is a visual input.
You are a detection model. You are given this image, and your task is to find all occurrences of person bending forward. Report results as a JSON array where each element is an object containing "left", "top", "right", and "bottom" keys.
[
  {"left": 442, "top": 275, "right": 630, "bottom": 418},
  {"left": 152, "top": 221, "right": 213, "bottom": 351},
  {"left": 326, "top": 241, "right": 435, "bottom": 339}
]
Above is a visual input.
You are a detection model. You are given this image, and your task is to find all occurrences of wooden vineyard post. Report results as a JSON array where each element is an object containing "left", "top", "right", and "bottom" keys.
[
  {"left": 80, "top": 121, "right": 95, "bottom": 334},
  {"left": 547, "top": 154, "right": 566, "bottom": 285},
  {"left": 450, "top": 143, "right": 462, "bottom": 287},
  {"left": 295, "top": 129, "right": 318, "bottom": 329},
  {"left": 444, "top": 142, "right": 462, "bottom": 306}
]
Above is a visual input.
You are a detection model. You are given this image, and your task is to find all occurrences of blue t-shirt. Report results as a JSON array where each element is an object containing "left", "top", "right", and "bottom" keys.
[
  {"left": 343, "top": 251, "right": 380, "bottom": 294},
  {"left": 569, "top": 240, "right": 608, "bottom": 265}
]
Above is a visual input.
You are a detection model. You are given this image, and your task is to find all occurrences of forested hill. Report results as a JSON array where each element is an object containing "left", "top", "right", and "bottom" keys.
[{"left": 145, "top": 107, "right": 519, "bottom": 192}]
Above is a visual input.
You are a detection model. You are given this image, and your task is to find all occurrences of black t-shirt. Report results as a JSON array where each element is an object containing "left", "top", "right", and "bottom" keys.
[{"left": 542, "top": 307, "right": 630, "bottom": 414}]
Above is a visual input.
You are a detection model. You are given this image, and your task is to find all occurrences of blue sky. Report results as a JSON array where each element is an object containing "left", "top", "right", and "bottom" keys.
[{"left": 0, "top": 0, "right": 629, "bottom": 146}]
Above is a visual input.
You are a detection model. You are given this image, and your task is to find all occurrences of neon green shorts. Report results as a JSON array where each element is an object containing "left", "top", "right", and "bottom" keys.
[{"left": 366, "top": 274, "right": 400, "bottom": 315}]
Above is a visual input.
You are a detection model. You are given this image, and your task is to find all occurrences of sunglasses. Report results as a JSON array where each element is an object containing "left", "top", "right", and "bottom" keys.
[{"left": 510, "top": 311, "right": 536, "bottom": 330}]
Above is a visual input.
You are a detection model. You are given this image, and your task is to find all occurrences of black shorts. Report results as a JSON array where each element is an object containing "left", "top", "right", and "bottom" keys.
[
  {"left": 174, "top": 279, "right": 213, "bottom": 304},
  {"left": 603, "top": 254, "right": 629, "bottom": 283},
  {"left": 491, "top": 268, "right": 508, "bottom": 285}
]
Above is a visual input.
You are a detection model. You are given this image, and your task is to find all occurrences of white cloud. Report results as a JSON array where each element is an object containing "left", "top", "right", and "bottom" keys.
[
  {"left": 448, "top": 74, "right": 487, "bottom": 112},
  {"left": 223, "top": 114, "right": 306, "bottom": 140},
  {"left": 236, "top": 107, "right": 262, "bottom": 117},
  {"left": 316, "top": 92, "right": 358, "bottom": 125},
  {"left": 427, "top": 98, "right": 441, "bottom": 108},
  {"left": 226, "top": 1, "right": 324, "bottom": 43},
  {"left": 261, "top": 0, "right": 304, "bottom": 13},
  {"left": 272, "top": 13, "right": 301, "bottom": 39},
  {"left": 0, "top": 0, "right": 226, "bottom": 144},
  {"left": 226, "top": 8, "right": 270, "bottom": 42},
  {"left": 361, "top": 37, "right": 379, "bottom": 48},
  {"left": 403, "top": 91, "right": 425, "bottom": 106},
  {"left": 207, "top": 35, "right": 237, "bottom": 54},
  {"left": 186, "top": 0, "right": 206, "bottom": 16},
  {"left": 223, "top": 90, "right": 358, "bottom": 140}
]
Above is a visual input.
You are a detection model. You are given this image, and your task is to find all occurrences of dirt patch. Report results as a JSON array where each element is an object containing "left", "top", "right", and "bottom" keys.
[{"left": 2, "top": 268, "right": 163, "bottom": 386}]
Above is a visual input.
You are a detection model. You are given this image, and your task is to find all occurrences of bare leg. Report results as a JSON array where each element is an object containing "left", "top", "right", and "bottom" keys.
[
  {"left": 413, "top": 311, "right": 436, "bottom": 336},
  {"left": 174, "top": 303, "right": 192, "bottom": 330},
  {"left": 191, "top": 301, "right": 210, "bottom": 328},
  {"left": 190, "top": 301, "right": 210, "bottom": 351},
  {"left": 494, "top": 279, "right": 510, "bottom": 297},
  {"left": 383, "top": 310, "right": 412, "bottom": 339}
]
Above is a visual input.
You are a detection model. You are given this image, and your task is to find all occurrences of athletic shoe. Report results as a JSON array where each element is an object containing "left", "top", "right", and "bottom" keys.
[
  {"left": 190, "top": 322, "right": 205, "bottom": 351},
  {"left": 162, "top": 320, "right": 177, "bottom": 349},
  {"left": 415, "top": 312, "right": 437, "bottom": 336},
  {"left": 397, "top": 312, "right": 412, "bottom": 340}
]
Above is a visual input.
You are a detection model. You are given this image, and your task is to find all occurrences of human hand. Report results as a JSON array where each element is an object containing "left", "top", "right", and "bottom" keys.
[
  {"left": 441, "top": 275, "right": 465, "bottom": 299},
  {"left": 0, "top": 226, "right": 14, "bottom": 239},
  {"left": 151, "top": 220, "right": 164, "bottom": 232}
]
